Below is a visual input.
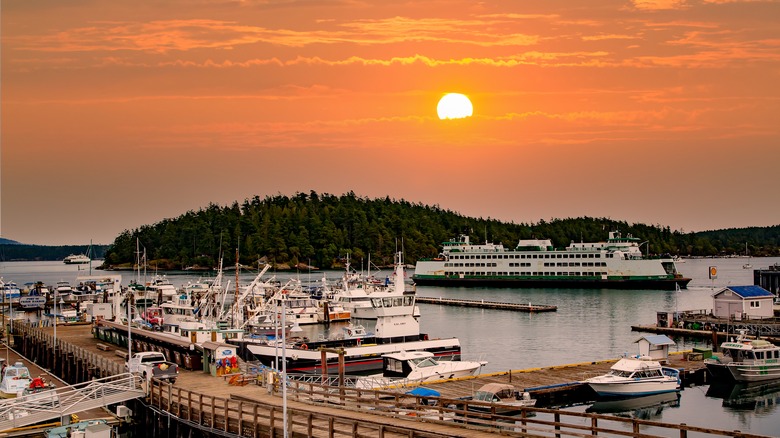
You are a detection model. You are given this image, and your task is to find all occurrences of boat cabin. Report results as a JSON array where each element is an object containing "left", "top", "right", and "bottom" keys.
[
  {"left": 0, "top": 361, "right": 32, "bottom": 397},
  {"left": 712, "top": 286, "right": 775, "bottom": 320},
  {"left": 380, "top": 351, "right": 439, "bottom": 378}
]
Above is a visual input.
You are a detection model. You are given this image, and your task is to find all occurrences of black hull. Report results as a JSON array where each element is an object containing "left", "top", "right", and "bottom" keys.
[
  {"left": 230, "top": 335, "right": 462, "bottom": 375},
  {"left": 412, "top": 277, "right": 691, "bottom": 291}
]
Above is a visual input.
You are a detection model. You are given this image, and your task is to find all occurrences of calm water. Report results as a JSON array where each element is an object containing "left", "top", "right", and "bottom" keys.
[{"left": 2, "top": 257, "right": 780, "bottom": 435}]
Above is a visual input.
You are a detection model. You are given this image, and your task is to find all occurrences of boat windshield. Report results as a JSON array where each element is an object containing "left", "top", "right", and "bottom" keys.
[
  {"left": 609, "top": 370, "right": 634, "bottom": 378},
  {"left": 474, "top": 391, "right": 498, "bottom": 402},
  {"left": 411, "top": 357, "right": 439, "bottom": 368}
]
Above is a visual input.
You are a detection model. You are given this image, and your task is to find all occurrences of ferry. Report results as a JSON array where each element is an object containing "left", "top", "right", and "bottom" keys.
[
  {"left": 413, "top": 232, "right": 691, "bottom": 290},
  {"left": 63, "top": 254, "right": 90, "bottom": 264}
]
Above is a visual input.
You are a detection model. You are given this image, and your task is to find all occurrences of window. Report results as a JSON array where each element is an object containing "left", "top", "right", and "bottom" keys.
[{"left": 750, "top": 301, "right": 761, "bottom": 308}]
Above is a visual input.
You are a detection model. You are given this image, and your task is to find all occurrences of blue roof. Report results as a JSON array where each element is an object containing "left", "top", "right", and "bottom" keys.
[
  {"left": 634, "top": 335, "right": 676, "bottom": 346},
  {"left": 725, "top": 285, "right": 774, "bottom": 298}
]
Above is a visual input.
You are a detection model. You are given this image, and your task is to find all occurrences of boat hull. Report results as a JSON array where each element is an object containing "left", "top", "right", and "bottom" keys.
[
  {"left": 587, "top": 379, "right": 680, "bottom": 397},
  {"left": 728, "top": 363, "right": 780, "bottom": 382},
  {"left": 412, "top": 276, "right": 691, "bottom": 291},
  {"left": 235, "top": 336, "right": 462, "bottom": 375}
]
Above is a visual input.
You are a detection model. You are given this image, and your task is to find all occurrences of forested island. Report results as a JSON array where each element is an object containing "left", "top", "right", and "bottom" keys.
[{"left": 3, "top": 191, "right": 779, "bottom": 270}]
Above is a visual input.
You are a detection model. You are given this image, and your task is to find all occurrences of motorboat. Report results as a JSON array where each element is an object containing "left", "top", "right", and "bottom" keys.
[
  {"left": 463, "top": 383, "right": 536, "bottom": 415},
  {"left": 705, "top": 330, "right": 780, "bottom": 382},
  {"left": 584, "top": 356, "right": 681, "bottom": 397},
  {"left": 356, "top": 350, "right": 487, "bottom": 389},
  {"left": 63, "top": 254, "right": 90, "bottom": 264},
  {"left": 0, "top": 361, "right": 32, "bottom": 398},
  {"left": 0, "top": 279, "right": 22, "bottom": 303}
]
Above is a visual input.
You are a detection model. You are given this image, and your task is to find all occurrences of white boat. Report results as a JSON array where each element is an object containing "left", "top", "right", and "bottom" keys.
[
  {"left": 240, "top": 252, "right": 463, "bottom": 375},
  {"left": 584, "top": 356, "right": 681, "bottom": 397},
  {"left": 743, "top": 243, "right": 752, "bottom": 269},
  {"left": 0, "top": 361, "right": 32, "bottom": 398},
  {"left": 0, "top": 279, "right": 22, "bottom": 303},
  {"left": 413, "top": 231, "right": 691, "bottom": 290},
  {"left": 356, "top": 351, "right": 486, "bottom": 389},
  {"left": 63, "top": 254, "right": 90, "bottom": 264},
  {"left": 705, "top": 331, "right": 780, "bottom": 382},
  {"left": 460, "top": 383, "right": 536, "bottom": 415}
]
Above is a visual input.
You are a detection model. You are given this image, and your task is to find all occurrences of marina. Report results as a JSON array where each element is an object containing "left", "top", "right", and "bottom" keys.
[{"left": 0, "top": 257, "right": 779, "bottom": 436}]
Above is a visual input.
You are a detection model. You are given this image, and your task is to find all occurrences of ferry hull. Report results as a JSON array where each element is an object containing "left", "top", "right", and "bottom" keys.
[{"left": 412, "top": 276, "right": 691, "bottom": 290}]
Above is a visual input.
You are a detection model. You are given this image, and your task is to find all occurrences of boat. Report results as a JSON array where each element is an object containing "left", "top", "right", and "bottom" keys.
[
  {"left": 413, "top": 231, "right": 691, "bottom": 290},
  {"left": 63, "top": 254, "right": 90, "bottom": 264},
  {"left": 461, "top": 383, "right": 536, "bottom": 415},
  {"left": 743, "top": 243, "right": 752, "bottom": 269},
  {"left": 234, "top": 252, "right": 463, "bottom": 375},
  {"left": 584, "top": 356, "right": 681, "bottom": 397},
  {"left": 0, "top": 279, "right": 22, "bottom": 303},
  {"left": 0, "top": 361, "right": 32, "bottom": 398},
  {"left": 356, "top": 351, "right": 487, "bottom": 389},
  {"left": 704, "top": 330, "right": 780, "bottom": 382}
]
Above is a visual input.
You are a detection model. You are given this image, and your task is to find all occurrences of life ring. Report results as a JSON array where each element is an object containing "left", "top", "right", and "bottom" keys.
[{"left": 300, "top": 344, "right": 308, "bottom": 350}]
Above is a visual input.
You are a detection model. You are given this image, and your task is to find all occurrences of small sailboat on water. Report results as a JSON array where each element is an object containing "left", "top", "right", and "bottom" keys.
[{"left": 743, "top": 243, "right": 752, "bottom": 269}]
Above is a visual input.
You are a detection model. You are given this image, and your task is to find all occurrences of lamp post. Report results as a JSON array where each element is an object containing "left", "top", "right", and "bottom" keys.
[
  {"left": 53, "top": 287, "right": 57, "bottom": 374},
  {"left": 281, "top": 291, "right": 288, "bottom": 438}
]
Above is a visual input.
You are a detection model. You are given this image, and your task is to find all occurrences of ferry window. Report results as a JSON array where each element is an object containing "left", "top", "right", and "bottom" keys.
[{"left": 371, "top": 298, "right": 382, "bottom": 307}]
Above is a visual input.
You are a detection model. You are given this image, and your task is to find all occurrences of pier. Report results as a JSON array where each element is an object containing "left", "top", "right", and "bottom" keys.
[
  {"left": 754, "top": 263, "right": 780, "bottom": 295},
  {"left": 415, "top": 296, "right": 557, "bottom": 312},
  {"left": 4, "top": 322, "right": 771, "bottom": 437}
]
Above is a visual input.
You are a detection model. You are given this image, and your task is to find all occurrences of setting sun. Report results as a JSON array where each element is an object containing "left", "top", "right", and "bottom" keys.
[{"left": 437, "top": 93, "right": 473, "bottom": 120}]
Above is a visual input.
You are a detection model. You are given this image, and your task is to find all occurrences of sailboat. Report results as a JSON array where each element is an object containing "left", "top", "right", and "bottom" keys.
[{"left": 743, "top": 243, "right": 752, "bottom": 269}]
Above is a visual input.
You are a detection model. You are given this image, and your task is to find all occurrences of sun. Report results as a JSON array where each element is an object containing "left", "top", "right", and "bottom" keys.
[{"left": 437, "top": 93, "right": 473, "bottom": 120}]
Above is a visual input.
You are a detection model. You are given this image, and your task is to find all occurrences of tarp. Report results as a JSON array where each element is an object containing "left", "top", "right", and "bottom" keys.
[{"left": 406, "top": 386, "right": 440, "bottom": 397}]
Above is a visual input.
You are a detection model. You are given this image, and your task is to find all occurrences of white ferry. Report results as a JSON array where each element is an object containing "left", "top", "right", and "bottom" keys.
[{"left": 413, "top": 231, "right": 690, "bottom": 290}]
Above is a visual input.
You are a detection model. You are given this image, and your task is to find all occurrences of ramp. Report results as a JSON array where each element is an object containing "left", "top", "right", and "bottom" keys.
[{"left": 0, "top": 373, "right": 145, "bottom": 431}]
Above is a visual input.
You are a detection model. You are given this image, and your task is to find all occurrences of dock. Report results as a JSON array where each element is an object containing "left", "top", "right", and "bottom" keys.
[
  {"left": 416, "top": 296, "right": 557, "bottom": 312},
  {"left": 5, "top": 321, "right": 771, "bottom": 438}
]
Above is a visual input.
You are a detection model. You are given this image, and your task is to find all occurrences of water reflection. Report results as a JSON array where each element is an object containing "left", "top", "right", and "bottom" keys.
[
  {"left": 586, "top": 392, "right": 681, "bottom": 420},
  {"left": 706, "top": 381, "right": 780, "bottom": 414}
]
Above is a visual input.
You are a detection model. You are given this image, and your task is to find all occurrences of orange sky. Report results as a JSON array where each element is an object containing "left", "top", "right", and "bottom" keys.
[{"left": 2, "top": 0, "right": 779, "bottom": 245}]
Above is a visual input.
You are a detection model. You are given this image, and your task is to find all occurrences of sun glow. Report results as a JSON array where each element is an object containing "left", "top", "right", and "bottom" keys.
[{"left": 437, "top": 93, "right": 473, "bottom": 120}]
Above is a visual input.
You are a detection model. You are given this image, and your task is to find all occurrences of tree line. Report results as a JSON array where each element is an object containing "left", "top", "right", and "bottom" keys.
[{"left": 4, "top": 191, "right": 779, "bottom": 269}]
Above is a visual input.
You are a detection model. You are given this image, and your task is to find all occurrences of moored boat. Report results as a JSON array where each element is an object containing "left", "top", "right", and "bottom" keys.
[
  {"left": 233, "top": 252, "right": 463, "bottom": 374},
  {"left": 413, "top": 231, "right": 691, "bottom": 290},
  {"left": 462, "top": 383, "right": 536, "bottom": 415},
  {"left": 0, "top": 361, "right": 32, "bottom": 398},
  {"left": 584, "top": 356, "right": 681, "bottom": 397},
  {"left": 705, "top": 330, "right": 780, "bottom": 383},
  {"left": 356, "top": 351, "right": 486, "bottom": 389}
]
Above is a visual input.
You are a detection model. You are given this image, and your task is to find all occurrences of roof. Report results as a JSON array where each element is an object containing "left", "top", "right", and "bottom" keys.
[
  {"left": 477, "top": 383, "right": 514, "bottom": 394},
  {"left": 634, "top": 335, "right": 676, "bottom": 346},
  {"left": 716, "top": 285, "right": 774, "bottom": 299}
]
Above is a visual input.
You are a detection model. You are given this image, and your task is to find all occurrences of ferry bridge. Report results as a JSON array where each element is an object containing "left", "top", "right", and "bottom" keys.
[{"left": 0, "top": 373, "right": 145, "bottom": 431}]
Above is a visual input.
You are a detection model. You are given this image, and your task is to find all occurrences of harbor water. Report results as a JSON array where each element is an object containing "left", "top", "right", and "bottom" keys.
[{"left": 2, "top": 257, "right": 780, "bottom": 435}]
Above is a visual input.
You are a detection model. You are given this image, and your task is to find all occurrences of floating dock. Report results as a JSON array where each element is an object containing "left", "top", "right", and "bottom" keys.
[{"left": 415, "top": 296, "right": 557, "bottom": 312}]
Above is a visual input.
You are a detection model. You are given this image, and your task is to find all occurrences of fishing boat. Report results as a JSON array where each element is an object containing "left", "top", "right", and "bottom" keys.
[
  {"left": 413, "top": 231, "right": 691, "bottom": 290},
  {"left": 356, "top": 351, "right": 486, "bottom": 389},
  {"left": 584, "top": 356, "right": 681, "bottom": 397},
  {"left": 705, "top": 330, "right": 780, "bottom": 382},
  {"left": 63, "top": 253, "right": 90, "bottom": 264},
  {"left": 0, "top": 279, "right": 22, "bottom": 303},
  {"left": 234, "top": 253, "right": 463, "bottom": 375}
]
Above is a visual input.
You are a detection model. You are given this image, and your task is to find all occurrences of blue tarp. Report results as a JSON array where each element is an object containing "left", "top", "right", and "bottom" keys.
[{"left": 406, "top": 387, "right": 440, "bottom": 397}]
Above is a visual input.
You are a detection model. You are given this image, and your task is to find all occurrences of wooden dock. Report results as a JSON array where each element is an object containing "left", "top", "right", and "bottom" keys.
[
  {"left": 6, "top": 321, "right": 772, "bottom": 438},
  {"left": 416, "top": 296, "right": 557, "bottom": 312}
]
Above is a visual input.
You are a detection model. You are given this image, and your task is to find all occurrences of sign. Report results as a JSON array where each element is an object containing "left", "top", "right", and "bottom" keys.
[
  {"left": 20, "top": 296, "right": 46, "bottom": 308},
  {"left": 709, "top": 266, "right": 718, "bottom": 279}
]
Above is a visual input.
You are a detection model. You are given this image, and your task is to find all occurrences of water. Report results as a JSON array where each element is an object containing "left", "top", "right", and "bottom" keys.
[{"left": 2, "top": 257, "right": 780, "bottom": 435}]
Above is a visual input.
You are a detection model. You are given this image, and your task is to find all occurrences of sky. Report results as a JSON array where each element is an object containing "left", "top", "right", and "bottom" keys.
[{"left": 2, "top": 0, "right": 779, "bottom": 246}]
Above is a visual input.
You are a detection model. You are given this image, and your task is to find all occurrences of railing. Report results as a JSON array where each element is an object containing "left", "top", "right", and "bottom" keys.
[{"left": 0, "top": 373, "right": 144, "bottom": 431}]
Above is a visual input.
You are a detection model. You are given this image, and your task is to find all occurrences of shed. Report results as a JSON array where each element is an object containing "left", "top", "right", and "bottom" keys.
[
  {"left": 202, "top": 341, "right": 239, "bottom": 376},
  {"left": 634, "top": 334, "right": 675, "bottom": 362},
  {"left": 712, "top": 285, "right": 774, "bottom": 320}
]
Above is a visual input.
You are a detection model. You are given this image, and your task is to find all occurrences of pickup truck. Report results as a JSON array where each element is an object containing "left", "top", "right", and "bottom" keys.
[{"left": 125, "top": 351, "right": 179, "bottom": 384}]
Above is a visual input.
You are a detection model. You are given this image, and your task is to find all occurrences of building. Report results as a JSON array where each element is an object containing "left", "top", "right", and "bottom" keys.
[
  {"left": 712, "top": 285, "right": 775, "bottom": 320},
  {"left": 634, "top": 334, "right": 676, "bottom": 363}
]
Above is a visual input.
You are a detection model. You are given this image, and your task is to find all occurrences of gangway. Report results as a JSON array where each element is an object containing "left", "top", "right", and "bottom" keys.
[{"left": 0, "top": 373, "right": 145, "bottom": 431}]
